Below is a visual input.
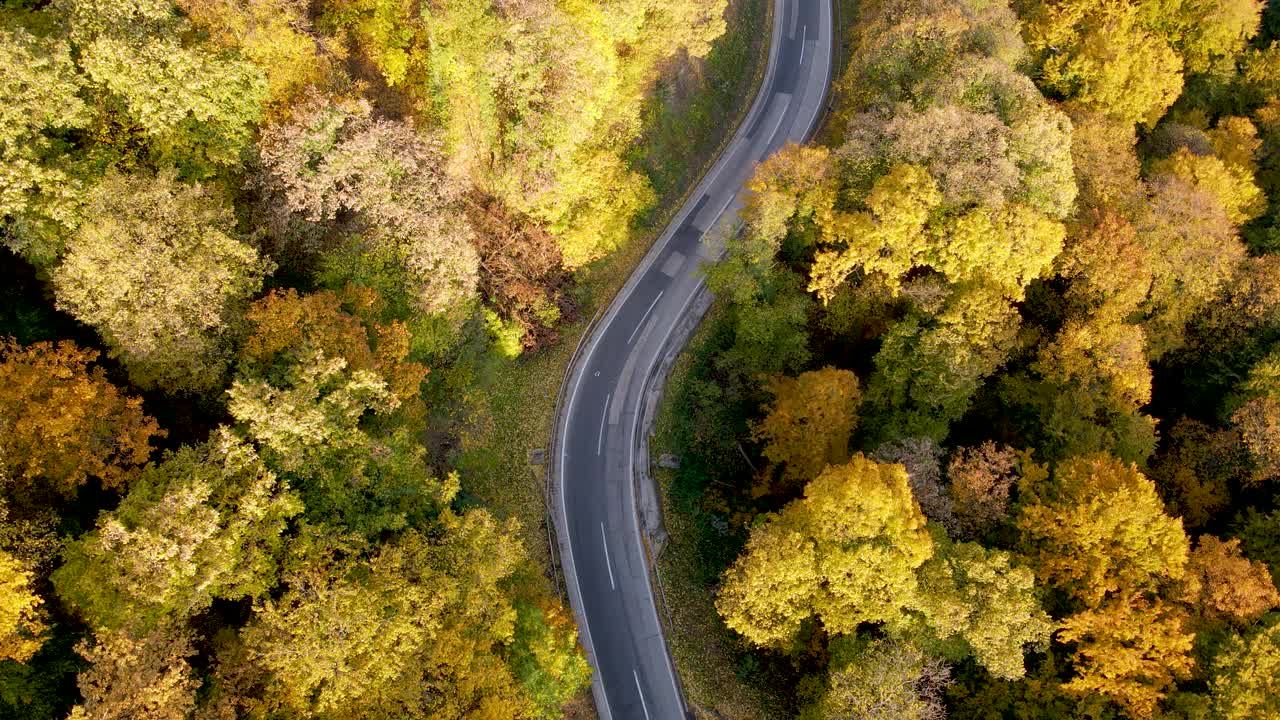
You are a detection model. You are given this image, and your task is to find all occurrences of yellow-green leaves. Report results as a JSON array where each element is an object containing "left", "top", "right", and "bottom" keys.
[
  {"left": 53, "top": 431, "right": 302, "bottom": 632},
  {"left": 1210, "top": 618, "right": 1280, "bottom": 720},
  {"left": 717, "top": 456, "right": 933, "bottom": 646},
  {"left": 911, "top": 539, "right": 1053, "bottom": 679},
  {"left": 52, "top": 171, "right": 271, "bottom": 393}
]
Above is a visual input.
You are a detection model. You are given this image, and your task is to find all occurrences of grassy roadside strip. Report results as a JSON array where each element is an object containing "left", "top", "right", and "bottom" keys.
[
  {"left": 650, "top": 300, "right": 790, "bottom": 720},
  {"left": 453, "top": 0, "right": 774, "bottom": 575}
]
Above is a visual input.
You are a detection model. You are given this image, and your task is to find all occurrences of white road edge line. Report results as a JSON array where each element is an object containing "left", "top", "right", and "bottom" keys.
[
  {"left": 556, "top": 0, "right": 825, "bottom": 716},
  {"left": 560, "top": 335, "right": 612, "bottom": 714},
  {"left": 633, "top": 669, "right": 652, "bottom": 720},
  {"left": 600, "top": 523, "right": 616, "bottom": 590},
  {"left": 627, "top": 290, "right": 664, "bottom": 345},
  {"left": 622, "top": 190, "right": 738, "bottom": 713},
  {"left": 597, "top": 394, "right": 611, "bottom": 456},
  {"left": 799, "top": 24, "right": 807, "bottom": 67}
]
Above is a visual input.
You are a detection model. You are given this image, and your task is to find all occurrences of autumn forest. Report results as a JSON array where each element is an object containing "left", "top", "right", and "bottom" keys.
[
  {"left": 665, "top": 0, "right": 1280, "bottom": 717},
  {"left": 3, "top": 0, "right": 1280, "bottom": 718}
]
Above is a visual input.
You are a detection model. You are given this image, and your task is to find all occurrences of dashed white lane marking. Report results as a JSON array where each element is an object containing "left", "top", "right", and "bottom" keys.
[
  {"left": 597, "top": 394, "right": 610, "bottom": 456},
  {"left": 762, "top": 93, "right": 793, "bottom": 152},
  {"left": 633, "top": 669, "right": 652, "bottom": 720},
  {"left": 799, "top": 25, "right": 807, "bottom": 67},
  {"left": 627, "top": 291, "right": 665, "bottom": 345},
  {"left": 600, "top": 523, "right": 616, "bottom": 591}
]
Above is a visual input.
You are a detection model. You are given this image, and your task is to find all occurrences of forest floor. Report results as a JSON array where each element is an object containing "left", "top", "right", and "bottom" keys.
[{"left": 453, "top": 0, "right": 773, "bottom": 579}]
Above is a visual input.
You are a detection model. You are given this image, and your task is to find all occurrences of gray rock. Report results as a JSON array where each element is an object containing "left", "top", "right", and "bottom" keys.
[
  {"left": 528, "top": 448, "right": 546, "bottom": 465},
  {"left": 656, "top": 453, "right": 680, "bottom": 470}
]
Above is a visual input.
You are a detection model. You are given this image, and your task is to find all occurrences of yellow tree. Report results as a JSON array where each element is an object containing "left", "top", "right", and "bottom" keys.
[
  {"left": 740, "top": 143, "right": 836, "bottom": 253},
  {"left": 752, "top": 367, "right": 862, "bottom": 490},
  {"left": 717, "top": 456, "right": 933, "bottom": 645},
  {"left": 0, "top": 549, "right": 47, "bottom": 663},
  {"left": 808, "top": 164, "right": 941, "bottom": 302},
  {"left": 1016, "top": 454, "right": 1189, "bottom": 606},
  {"left": 714, "top": 507, "right": 819, "bottom": 646},
  {"left": 1149, "top": 148, "right": 1266, "bottom": 226},
  {"left": 239, "top": 287, "right": 428, "bottom": 421},
  {"left": 1023, "top": 0, "right": 1183, "bottom": 125},
  {"left": 0, "top": 340, "right": 161, "bottom": 506},
  {"left": 1057, "top": 595, "right": 1195, "bottom": 717}
]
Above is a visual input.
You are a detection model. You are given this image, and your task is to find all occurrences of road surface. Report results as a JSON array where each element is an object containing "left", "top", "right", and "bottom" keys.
[{"left": 551, "top": 2, "right": 834, "bottom": 718}]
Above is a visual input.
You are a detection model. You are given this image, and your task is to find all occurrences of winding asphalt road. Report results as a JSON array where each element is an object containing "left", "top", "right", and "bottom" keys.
[{"left": 551, "top": 2, "right": 833, "bottom": 718}]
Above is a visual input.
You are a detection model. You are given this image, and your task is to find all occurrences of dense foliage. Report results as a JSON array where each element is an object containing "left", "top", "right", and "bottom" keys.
[
  {"left": 0, "top": 0, "right": 741, "bottom": 717},
  {"left": 659, "top": 0, "right": 1280, "bottom": 717}
]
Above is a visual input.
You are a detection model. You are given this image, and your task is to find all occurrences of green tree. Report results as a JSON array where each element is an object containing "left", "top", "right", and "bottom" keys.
[
  {"left": 866, "top": 283, "right": 1021, "bottom": 441},
  {"left": 51, "top": 171, "right": 271, "bottom": 393},
  {"left": 1230, "top": 349, "right": 1280, "bottom": 483},
  {"left": 240, "top": 515, "right": 536, "bottom": 719},
  {"left": 507, "top": 600, "right": 593, "bottom": 719},
  {"left": 54, "top": 431, "right": 302, "bottom": 631},
  {"left": 57, "top": 0, "right": 267, "bottom": 172},
  {"left": 1008, "top": 310, "right": 1158, "bottom": 464},
  {"left": 229, "top": 333, "right": 454, "bottom": 535}
]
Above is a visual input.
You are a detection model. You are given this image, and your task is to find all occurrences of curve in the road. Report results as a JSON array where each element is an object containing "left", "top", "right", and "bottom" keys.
[{"left": 551, "top": 2, "right": 834, "bottom": 718}]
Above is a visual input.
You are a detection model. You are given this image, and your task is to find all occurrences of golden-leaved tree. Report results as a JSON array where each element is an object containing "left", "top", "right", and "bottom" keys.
[
  {"left": 752, "top": 367, "right": 862, "bottom": 491},
  {"left": 0, "top": 340, "right": 161, "bottom": 508},
  {"left": 1016, "top": 453, "right": 1190, "bottom": 606}
]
